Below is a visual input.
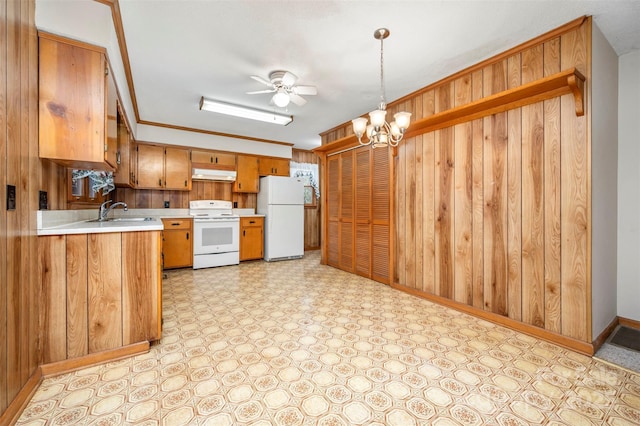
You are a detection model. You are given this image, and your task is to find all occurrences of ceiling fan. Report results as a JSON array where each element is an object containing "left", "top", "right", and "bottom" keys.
[{"left": 247, "top": 70, "right": 317, "bottom": 107}]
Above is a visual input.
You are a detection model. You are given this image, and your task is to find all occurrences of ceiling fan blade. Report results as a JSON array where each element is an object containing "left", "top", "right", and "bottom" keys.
[
  {"left": 289, "top": 93, "right": 307, "bottom": 106},
  {"left": 250, "top": 75, "right": 273, "bottom": 87},
  {"left": 281, "top": 71, "right": 297, "bottom": 87},
  {"left": 293, "top": 85, "right": 317, "bottom": 96},
  {"left": 246, "top": 89, "right": 276, "bottom": 95}
]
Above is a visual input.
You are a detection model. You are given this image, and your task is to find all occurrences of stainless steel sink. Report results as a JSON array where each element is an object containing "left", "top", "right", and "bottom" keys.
[{"left": 88, "top": 217, "right": 154, "bottom": 223}]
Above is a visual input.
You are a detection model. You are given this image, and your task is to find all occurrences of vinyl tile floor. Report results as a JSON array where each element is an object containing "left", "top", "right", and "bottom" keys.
[{"left": 16, "top": 251, "right": 640, "bottom": 425}]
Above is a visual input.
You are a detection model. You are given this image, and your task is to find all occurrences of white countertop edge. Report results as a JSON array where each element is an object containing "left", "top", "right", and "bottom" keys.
[{"left": 37, "top": 218, "right": 164, "bottom": 236}]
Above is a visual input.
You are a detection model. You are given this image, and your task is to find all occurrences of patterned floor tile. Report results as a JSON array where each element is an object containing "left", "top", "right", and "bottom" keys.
[{"left": 15, "top": 251, "right": 640, "bottom": 425}]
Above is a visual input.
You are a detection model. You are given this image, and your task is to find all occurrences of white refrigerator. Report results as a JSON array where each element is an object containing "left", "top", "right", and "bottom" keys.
[{"left": 257, "top": 176, "right": 304, "bottom": 261}]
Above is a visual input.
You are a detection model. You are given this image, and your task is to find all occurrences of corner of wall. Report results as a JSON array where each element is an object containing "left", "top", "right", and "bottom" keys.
[{"left": 591, "top": 21, "right": 619, "bottom": 337}]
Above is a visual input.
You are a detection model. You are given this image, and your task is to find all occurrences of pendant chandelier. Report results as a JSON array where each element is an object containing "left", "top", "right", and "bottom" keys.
[{"left": 352, "top": 28, "right": 411, "bottom": 149}]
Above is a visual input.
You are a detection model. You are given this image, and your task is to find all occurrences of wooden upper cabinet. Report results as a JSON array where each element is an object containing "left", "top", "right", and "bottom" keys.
[
  {"left": 135, "top": 143, "right": 191, "bottom": 190},
  {"left": 191, "top": 150, "right": 236, "bottom": 170},
  {"left": 113, "top": 107, "right": 135, "bottom": 187},
  {"left": 135, "top": 144, "right": 165, "bottom": 189},
  {"left": 234, "top": 155, "right": 259, "bottom": 193},
  {"left": 259, "top": 157, "right": 290, "bottom": 176},
  {"left": 38, "top": 33, "right": 117, "bottom": 171},
  {"left": 165, "top": 147, "right": 191, "bottom": 190}
]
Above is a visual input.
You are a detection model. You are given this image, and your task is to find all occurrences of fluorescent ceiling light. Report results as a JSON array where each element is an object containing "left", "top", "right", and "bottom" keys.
[{"left": 199, "top": 97, "right": 293, "bottom": 126}]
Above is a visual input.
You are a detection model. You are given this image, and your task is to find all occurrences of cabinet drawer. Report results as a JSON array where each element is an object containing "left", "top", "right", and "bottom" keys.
[
  {"left": 162, "top": 218, "right": 192, "bottom": 230},
  {"left": 240, "top": 217, "right": 264, "bottom": 227}
]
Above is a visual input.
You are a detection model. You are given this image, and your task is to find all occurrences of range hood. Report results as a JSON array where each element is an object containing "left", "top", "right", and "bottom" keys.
[{"left": 192, "top": 168, "right": 237, "bottom": 182}]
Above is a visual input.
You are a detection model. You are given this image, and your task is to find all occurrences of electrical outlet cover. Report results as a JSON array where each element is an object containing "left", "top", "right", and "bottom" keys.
[
  {"left": 164, "top": 201, "right": 170, "bottom": 208},
  {"left": 39, "top": 190, "right": 48, "bottom": 210},
  {"left": 7, "top": 185, "right": 16, "bottom": 210}
]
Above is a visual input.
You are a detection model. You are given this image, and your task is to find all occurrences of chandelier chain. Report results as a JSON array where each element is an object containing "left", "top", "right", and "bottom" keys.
[{"left": 379, "top": 35, "right": 386, "bottom": 109}]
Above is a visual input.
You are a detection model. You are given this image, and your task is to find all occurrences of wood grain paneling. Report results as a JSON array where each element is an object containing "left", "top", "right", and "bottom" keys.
[
  {"left": 88, "top": 233, "right": 122, "bottom": 352},
  {"left": 40, "top": 236, "right": 67, "bottom": 364},
  {"left": 560, "top": 24, "right": 589, "bottom": 342},
  {"left": 453, "top": 75, "right": 473, "bottom": 305},
  {"left": 319, "top": 18, "right": 595, "bottom": 350},
  {"left": 543, "top": 37, "right": 562, "bottom": 333},
  {"left": 435, "top": 83, "right": 454, "bottom": 299},
  {"left": 66, "top": 234, "right": 88, "bottom": 358},
  {"left": 123, "top": 231, "right": 161, "bottom": 344},
  {"left": 506, "top": 54, "right": 522, "bottom": 322},
  {"left": 521, "top": 46, "right": 545, "bottom": 328},
  {"left": 1, "top": 0, "right": 50, "bottom": 417}
]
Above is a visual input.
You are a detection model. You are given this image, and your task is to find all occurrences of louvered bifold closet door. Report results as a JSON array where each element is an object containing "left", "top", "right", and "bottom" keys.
[
  {"left": 371, "top": 146, "right": 391, "bottom": 283},
  {"left": 355, "top": 148, "right": 372, "bottom": 277},
  {"left": 339, "top": 152, "right": 354, "bottom": 272},
  {"left": 327, "top": 156, "right": 340, "bottom": 267}
]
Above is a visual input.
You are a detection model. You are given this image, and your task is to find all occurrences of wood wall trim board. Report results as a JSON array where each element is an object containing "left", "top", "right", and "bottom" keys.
[
  {"left": 592, "top": 316, "right": 619, "bottom": 353},
  {"left": 37, "top": 31, "right": 106, "bottom": 54},
  {"left": 315, "top": 68, "right": 586, "bottom": 154},
  {"left": 40, "top": 342, "right": 149, "bottom": 378},
  {"left": 618, "top": 316, "right": 640, "bottom": 330},
  {"left": 391, "top": 282, "right": 595, "bottom": 356},
  {"left": 137, "top": 120, "right": 294, "bottom": 147},
  {"left": 0, "top": 369, "right": 42, "bottom": 426},
  {"left": 95, "top": 0, "right": 141, "bottom": 122}
]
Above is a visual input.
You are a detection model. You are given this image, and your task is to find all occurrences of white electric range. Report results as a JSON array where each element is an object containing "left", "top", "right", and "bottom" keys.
[{"left": 189, "top": 200, "right": 240, "bottom": 269}]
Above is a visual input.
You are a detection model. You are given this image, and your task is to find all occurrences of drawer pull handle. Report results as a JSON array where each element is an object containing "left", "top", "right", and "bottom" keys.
[
  {"left": 249, "top": 220, "right": 255, "bottom": 224},
  {"left": 171, "top": 222, "right": 180, "bottom": 226}
]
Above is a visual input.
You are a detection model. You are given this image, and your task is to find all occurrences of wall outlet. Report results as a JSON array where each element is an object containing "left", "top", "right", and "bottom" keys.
[
  {"left": 39, "top": 190, "right": 48, "bottom": 210},
  {"left": 164, "top": 201, "right": 170, "bottom": 208},
  {"left": 6, "top": 185, "right": 16, "bottom": 210},
  {"left": 233, "top": 201, "right": 238, "bottom": 208}
]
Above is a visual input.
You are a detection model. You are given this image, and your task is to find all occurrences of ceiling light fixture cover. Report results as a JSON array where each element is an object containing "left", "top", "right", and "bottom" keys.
[
  {"left": 199, "top": 97, "right": 293, "bottom": 126},
  {"left": 272, "top": 89, "right": 291, "bottom": 107},
  {"left": 352, "top": 28, "right": 411, "bottom": 148}
]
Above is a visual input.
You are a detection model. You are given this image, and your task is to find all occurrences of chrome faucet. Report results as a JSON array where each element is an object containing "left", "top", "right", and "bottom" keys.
[{"left": 98, "top": 200, "right": 128, "bottom": 221}]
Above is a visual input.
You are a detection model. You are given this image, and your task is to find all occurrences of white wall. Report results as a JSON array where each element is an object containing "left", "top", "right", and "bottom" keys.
[
  {"left": 617, "top": 49, "right": 640, "bottom": 322},
  {"left": 591, "top": 23, "right": 619, "bottom": 337}
]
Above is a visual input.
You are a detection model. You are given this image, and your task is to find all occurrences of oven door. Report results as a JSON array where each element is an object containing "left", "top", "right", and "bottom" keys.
[{"left": 193, "top": 218, "right": 239, "bottom": 255}]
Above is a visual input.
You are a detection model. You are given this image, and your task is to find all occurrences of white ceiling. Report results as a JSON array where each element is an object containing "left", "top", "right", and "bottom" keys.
[{"left": 117, "top": 0, "right": 640, "bottom": 151}]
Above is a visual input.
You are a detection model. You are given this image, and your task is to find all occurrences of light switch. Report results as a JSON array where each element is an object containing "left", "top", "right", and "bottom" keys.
[{"left": 7, "top": 185, "right": 16, "bottom": 210}]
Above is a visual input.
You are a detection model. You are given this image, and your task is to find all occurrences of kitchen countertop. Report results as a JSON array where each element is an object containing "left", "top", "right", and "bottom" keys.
[{"left": 37, "top": 208, "right": 183, "bottom": 236}]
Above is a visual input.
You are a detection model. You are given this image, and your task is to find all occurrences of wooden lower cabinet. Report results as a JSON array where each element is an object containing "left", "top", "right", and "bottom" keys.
[
  {"left": 240, "top": 216, "right": 264, "bottom": 261},
  {"left": 39, "top": 231, "right": 162, "bottom": 364},
  {"left": 162, "top": 218, "right": 193, "bottom": 269}
]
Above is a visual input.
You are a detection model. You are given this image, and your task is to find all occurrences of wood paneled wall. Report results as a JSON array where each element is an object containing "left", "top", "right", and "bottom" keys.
[
  {"left": 113, "top": 181, "right": 256, "bottom": 210},
  {"left": 0, "top": 0, "right": 67, "bottom": 420},
  {"left": 293, "top": 149, "right": 321, "bottom": 250},
  {"left": 320, "top": 18, "right": 592, "bottom": 349}
]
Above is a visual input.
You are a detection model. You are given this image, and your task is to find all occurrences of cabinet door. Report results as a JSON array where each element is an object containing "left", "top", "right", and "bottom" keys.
[
  {"left": 214, "top": 152, "right": 236, "bottom": 168},
  {"left": 39, "top": 36, "right": 111, "bottom": 170},
  {"left": 240, "top": 217, "right": 264, "bottom": 260},
  {"left": 162, "top": 219, "right": 193, "bottom": 269},
  {"left": 259, "top": 158, "right": 290, "bottom": 176},
  {"left": 234, "top": 155, "right": 259, "bottom": 193},
  {"left": 105, "top": 66, "right": 118, "bottom": 169},
  {"left": 191, "top": 150, "right": 214, "bottom": 165},
  {"left": 192, "top": 150, "right": 236, "bottom": 170},
  {"left": 113, "top": 107, "right": 133, "bottom": 187},
  {"left": 136, "top": 144, "right": 165, "bottom": 189},
  {"left": 165, "top": 147, "right": 191, "bottom": 190}
]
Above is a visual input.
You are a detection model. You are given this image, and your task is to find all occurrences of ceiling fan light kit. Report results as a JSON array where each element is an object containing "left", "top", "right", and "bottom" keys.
[
  {"left": 248, "top": 70, "right": 317, "bottom": 107},
  {"left": 352, "top": 28, "right": 411, "bottom": 148},
  {"left": 199, "top": 96, "right": 293, "bottom": 125}
]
